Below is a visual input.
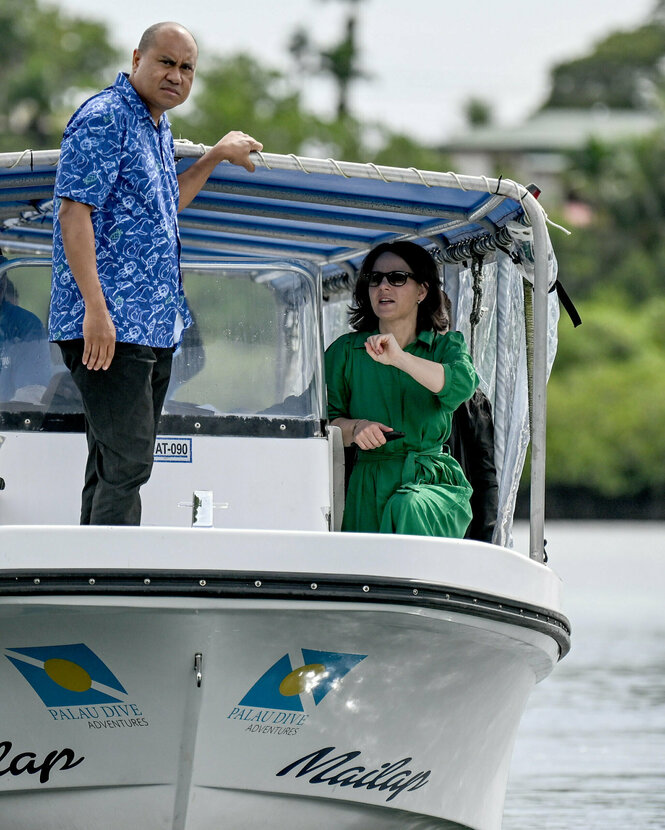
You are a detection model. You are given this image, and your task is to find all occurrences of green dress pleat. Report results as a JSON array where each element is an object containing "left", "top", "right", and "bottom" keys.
[{"left": 325, "top": 329, "right": 478, "bottom": 537}]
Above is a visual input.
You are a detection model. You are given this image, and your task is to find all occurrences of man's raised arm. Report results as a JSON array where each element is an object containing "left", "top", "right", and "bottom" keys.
[{"left": 176, "top": 130, "right": 263, "bottom": 212}]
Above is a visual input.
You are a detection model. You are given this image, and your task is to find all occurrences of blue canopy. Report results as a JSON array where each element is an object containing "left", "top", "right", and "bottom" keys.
[{"left": 0, "top": 145, "right": 534, "bottom": 273}]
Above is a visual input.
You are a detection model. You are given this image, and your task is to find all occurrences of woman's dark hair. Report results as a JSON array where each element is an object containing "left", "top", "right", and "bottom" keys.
[{"left": 349, "top": 241, "right": 450, "bottom": 333}]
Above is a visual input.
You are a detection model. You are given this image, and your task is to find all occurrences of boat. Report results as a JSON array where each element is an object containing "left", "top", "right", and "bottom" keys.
[{"left": 0, "top": 144, "right": 570, "bottom": 829}]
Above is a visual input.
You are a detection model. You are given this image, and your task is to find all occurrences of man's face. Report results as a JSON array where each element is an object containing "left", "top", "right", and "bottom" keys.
[{"left": 129, "top": 26, "right": 197, "bottom": 124}]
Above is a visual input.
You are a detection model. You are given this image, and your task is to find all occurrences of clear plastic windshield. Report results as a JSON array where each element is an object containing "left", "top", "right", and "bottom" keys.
[
  {"left": 166, "top": 262, "right": 323, "bottom": 420},
  {"left": 0, "top": 259, "right": 325, "bottom": 428}
]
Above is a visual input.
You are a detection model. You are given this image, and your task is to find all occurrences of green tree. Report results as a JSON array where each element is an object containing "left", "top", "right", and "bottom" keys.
[
  {"left": 542, "top": 20, "right": 665, "bottom": 110},
  {"left": 554, "top": 129, "right": 665, "bottom": 303},
  {"left": 287, "top": 0, "right": 368, "bottom": 121},
  {"left": 318, "top": 11, "right": 366, "bottom": 119},
  {"left": 170, "top": 52, "right": 376, "bottom": 162},
  {"left": 173, "top": 49, "right": 451, "bottom": 166},
  {"left": 170, "top": 53, "right": 326, "bottom": 155},
  {"left": 547, "top": 299, "right": 665, "bottom": 498},
  {"left": 463, "top": 97, "right": 493, "bottom": 127},
  {"left": 368, "top": 131, "right": 451, "bottom": 171},
  {"left": 0, "top": 0, "right": 119, "bottom": 150},
  {"left": 287, "top": 26, "right": 317, "bottom": 92}
]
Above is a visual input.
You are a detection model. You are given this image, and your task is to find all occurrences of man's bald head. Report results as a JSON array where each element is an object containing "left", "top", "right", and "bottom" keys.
[{"left": 137, "top": 22, "right": 198, "bottom": 57}]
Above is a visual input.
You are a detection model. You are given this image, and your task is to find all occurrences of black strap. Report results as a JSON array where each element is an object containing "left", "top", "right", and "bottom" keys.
[
  {"left": 552, "top": 279, "right": 582, "bottom": 327},
  {"left": 496, "top": 243, "right": 582, "bottom": 327}
]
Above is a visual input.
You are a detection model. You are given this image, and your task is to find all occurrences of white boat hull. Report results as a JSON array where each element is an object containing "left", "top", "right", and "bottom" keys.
[{"left": 0, "top": 527, "right": 568, "bottom": 830}]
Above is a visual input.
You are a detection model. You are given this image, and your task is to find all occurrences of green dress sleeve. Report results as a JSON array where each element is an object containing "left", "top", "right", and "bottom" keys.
[
  {"left": 324, "top": 333, "right": 353, "bottom": 420},
  {"left": 434, "top": 331, "right": 479, "bottom": 412}
]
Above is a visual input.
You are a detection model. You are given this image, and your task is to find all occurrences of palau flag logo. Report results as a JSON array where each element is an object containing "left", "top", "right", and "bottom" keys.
[
  {"left": 240, "top": 649, "right": 367, "bottom": 712},
  {"left": 5, "top": 643, "right": 127, "bottom": 707}
]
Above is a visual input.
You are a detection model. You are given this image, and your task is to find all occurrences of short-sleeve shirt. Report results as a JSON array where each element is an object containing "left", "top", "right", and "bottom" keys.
[{"left": 49, "top": 72, "right": 192, "bottom": 348}]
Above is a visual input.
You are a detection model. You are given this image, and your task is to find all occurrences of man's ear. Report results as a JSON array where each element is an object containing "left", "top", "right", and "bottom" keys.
[{"left": 130, "top": 48, "right": 141, "bottom": 74}]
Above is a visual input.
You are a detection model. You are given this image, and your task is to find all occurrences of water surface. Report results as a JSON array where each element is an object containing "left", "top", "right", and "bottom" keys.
[{"left": 503, "top": 521, "right": 665, "bottom": 829}]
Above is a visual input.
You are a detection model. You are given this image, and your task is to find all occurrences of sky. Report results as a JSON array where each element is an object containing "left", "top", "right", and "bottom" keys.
[{"left": 55, "top": 0, "right": 657, "bottom": 143}]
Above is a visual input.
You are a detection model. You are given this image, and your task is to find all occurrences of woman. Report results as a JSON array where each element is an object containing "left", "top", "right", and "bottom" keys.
[{"left": 325, "top": 241, "right": 478, "bottom": 536}]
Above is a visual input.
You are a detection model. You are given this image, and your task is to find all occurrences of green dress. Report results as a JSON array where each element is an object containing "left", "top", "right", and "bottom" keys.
[{"left": 325, "top": 329, "right": 478, "bottom": 537}]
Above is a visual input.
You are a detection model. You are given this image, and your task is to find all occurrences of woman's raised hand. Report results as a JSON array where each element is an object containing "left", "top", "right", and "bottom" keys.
[{"left": 364, "top": 333, "right": 402, "bottom": 365}]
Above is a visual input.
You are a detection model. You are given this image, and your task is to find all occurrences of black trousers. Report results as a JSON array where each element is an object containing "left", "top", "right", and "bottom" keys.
[{"left": 58, "top": 340, "right": 174, "bottom": 526}]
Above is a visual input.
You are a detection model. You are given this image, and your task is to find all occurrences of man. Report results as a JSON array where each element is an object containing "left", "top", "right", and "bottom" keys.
[
  {"left": 49, "top": 22, "right": 262, "bottom": 526},
  {"left": 0, "top": 267, "right": 52, "bottom": 404}
]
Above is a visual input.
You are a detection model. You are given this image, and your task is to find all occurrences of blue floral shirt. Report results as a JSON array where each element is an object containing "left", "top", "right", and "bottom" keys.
[{"left": 49, "top": 73, "right": 192, "bottom": 347}]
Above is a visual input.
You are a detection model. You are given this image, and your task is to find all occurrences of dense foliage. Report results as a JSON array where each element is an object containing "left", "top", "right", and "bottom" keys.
[
  {"left": 524, "top": 5, "right": 665, "bottom": 512},
  {"left": 0, "top": 0, "right": 119, "bottom": 151},
  {"left": 557, "top": 131, "right": 665, "bottom": 303},
  {"left": 547, "top": 300, "right": 665, "bottom": 499},
  {"left": 543, "top": 23, "right": 665, "bottom": 110}
]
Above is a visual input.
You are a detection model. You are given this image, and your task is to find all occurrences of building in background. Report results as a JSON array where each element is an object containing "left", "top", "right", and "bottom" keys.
[{"left": 441, "top": 106, "right": 660, "bottom": 208}]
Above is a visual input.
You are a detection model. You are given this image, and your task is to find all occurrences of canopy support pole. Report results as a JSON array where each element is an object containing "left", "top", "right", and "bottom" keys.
[{"left": 521, "top": 192, "right": 549, "bottom": 563}]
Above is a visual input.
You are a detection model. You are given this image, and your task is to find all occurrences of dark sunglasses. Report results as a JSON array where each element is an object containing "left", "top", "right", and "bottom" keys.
[{"left": 366, "top": 270, "right": 415, "bottom": 287}]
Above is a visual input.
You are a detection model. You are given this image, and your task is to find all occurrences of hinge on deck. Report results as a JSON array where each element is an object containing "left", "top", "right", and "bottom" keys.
[{"left": 178, "top": 491, "right": 229, "bottom": 527}]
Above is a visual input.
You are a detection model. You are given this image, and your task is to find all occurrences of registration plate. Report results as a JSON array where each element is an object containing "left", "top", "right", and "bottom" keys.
[{"left": 154, "top": 437, "right": 192, "bottom": 463}]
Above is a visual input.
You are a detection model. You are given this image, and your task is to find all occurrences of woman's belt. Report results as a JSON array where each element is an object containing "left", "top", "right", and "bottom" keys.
[{"left": 355, "top": 444, "right": 455, "bottom": 487}]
